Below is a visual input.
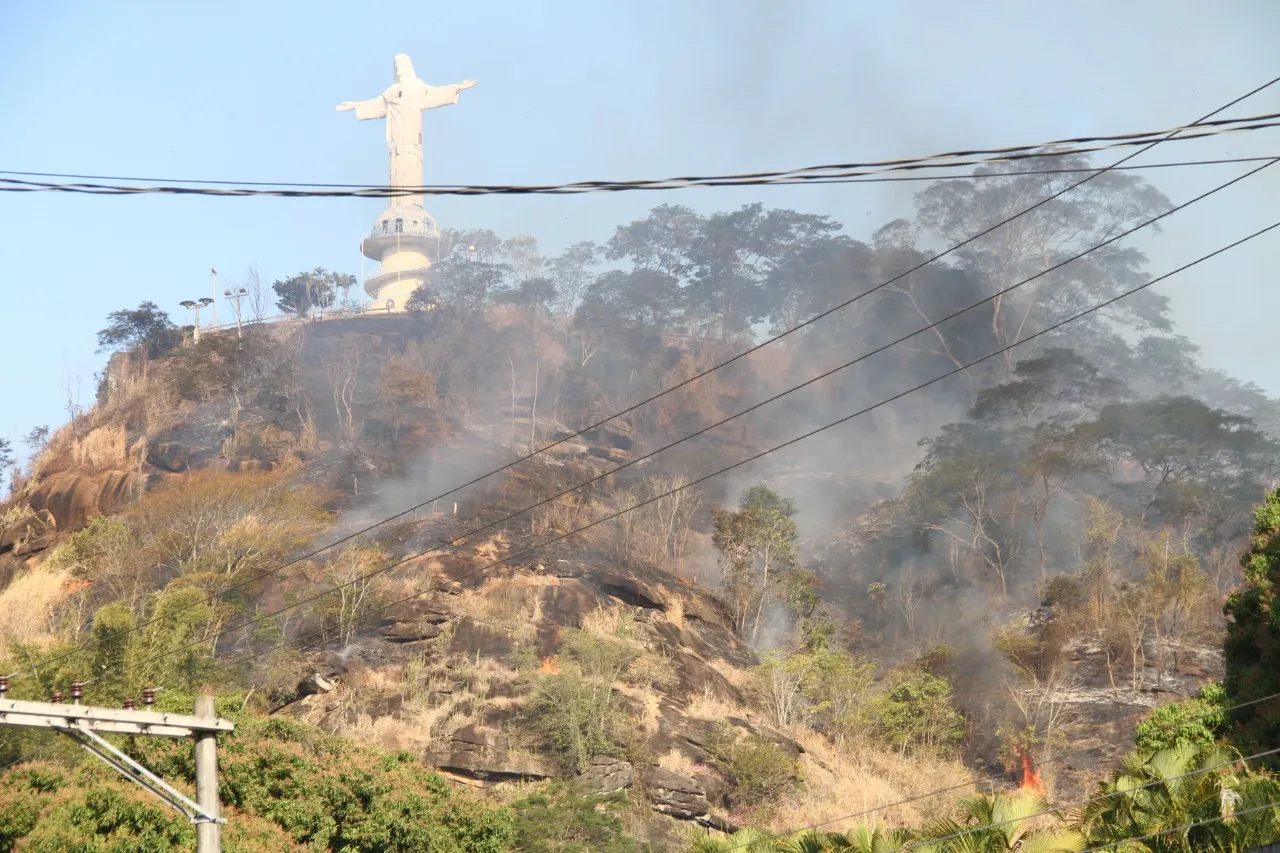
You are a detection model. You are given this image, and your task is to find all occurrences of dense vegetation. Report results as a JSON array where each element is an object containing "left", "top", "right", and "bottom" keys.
[{"left": 0, "top": 705, "right": 514, "bottom": 852}]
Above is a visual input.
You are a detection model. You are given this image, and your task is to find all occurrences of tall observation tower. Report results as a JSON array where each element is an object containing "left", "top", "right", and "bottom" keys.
[{"left": 337, "top": 54, "right": 475, "bottom": 312}]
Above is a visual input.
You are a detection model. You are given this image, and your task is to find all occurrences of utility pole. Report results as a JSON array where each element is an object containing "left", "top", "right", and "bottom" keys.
[
  {"left": 180, "top": 298, "right": 215, "bottom": 343},
  {"left": 223, "top": 287, "right": 247, "bottom": 338},
  {"left": 0, "top": 679, "right": 233, "bottom": 852},
  {"left": 194, "top": 695, "right": 221, "bottom": 852},
  {"left": 210, "top": 268, "right": 218, "bottom": 327}
]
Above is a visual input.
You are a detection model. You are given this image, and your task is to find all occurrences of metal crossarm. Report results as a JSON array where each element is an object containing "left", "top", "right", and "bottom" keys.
[
  {"left": 0, "top": 693, "right": 232, "bottom": 850},
  {"left": 62, "top": 723, "right": 223, "bottom": 824},
  {"left": 0, "top": 698, "right": 233, "bottom": 737}
]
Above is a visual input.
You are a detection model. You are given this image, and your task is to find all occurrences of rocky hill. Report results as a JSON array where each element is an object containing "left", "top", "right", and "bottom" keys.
[{"left": 1, "top": 224, "right": 1268, "bottom": 843}]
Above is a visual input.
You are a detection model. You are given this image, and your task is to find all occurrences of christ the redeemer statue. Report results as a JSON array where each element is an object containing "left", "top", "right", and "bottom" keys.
[{"left": 337, "top": 54, "right": 475, "bottom": 196}]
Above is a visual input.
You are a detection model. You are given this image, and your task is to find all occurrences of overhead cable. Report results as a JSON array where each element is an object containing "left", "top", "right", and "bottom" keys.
[{"left": 1, "top": 112, "right": 1279, "bottom": 198}]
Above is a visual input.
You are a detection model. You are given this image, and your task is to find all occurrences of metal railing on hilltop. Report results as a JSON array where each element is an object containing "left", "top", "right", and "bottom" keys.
[{"left": 197, "top": 303, "right": 394, "bottom": 335}]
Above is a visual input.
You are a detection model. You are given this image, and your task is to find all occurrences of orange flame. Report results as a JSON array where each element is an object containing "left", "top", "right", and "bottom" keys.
[
  {"left": 1018, "top": 748, "right": 1045, "bottom": 798},
  {"left": 539, "top": 656, "right": 559, "bottom": 674}
]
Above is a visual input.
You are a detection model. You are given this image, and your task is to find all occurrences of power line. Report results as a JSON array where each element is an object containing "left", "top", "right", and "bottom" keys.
[
  {"left": 757, "top": 155, "right": 1280, "bottom": 186},
  {"left": 3, "top": 156, "right": 1276, "bottom": 198},
  {"left": 18, "top": 114, "right": 1277, "bottom": 187},
  {"left": 100, "top": 215, "right": 1280, "bottom": 690},
  {"left": 1, "top": 114, "right": 1279, "bottom": 198},
  {"left": 19, "top": 73, "right": 1278, "bottom": 684}
]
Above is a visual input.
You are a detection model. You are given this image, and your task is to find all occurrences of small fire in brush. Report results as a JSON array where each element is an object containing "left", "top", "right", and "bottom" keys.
[{"left": 1018, "top": 746, "right": 1046, "bottom": 798}]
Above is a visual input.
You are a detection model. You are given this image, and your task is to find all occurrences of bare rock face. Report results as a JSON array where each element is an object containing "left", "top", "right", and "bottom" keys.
[
  {"left": 639, "top": 766, "right": 711, "bottom": 821},
  {"left": 448, "top": 618, "right": 513, "bottom": 657},
  {"left": 147, "top": 442, "right": 189, "bottom": 473},
  {"left": 428, "top": 724, "right": 554, "bottom": 782},
  {"left": 379, "top": 600, "right": 451, "bottom": 643},
  {"left": 577, "top": 755, "right": 634, "bottom": 795},
  {"left": 0, "top": 509, "right": 56, "bottom": 556},
  {"left": 599, "top": 572, "right": 667, "bottom": 610},
  {"left": 26, "top": 471, "right": 142, "bottom": 532}
]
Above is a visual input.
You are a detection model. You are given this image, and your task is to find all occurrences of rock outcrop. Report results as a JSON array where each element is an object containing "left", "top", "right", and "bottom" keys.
[
  {"left": 577, "top": 756, "right": 635, "bottom": 795},
  {"left": 640, "top": 766, "right": 712, "bottom": 821},
  {"left": 428, "top": 724, "right": 554, "bottom": 781},
  {"left": 24, "top": 471, "right": 142, "bottom": 535}
]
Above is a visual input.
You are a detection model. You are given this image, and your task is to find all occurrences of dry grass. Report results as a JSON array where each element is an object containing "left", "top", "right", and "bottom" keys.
[
  {"left": 580, "top": 602, "right": 631, "bottom": 638},
  {"left": 685, "top": 688, "right": 751, "bottom": 722},
  {"left": 0, "top": 568, "right": 67, "bottom": 644},
  {"left": 657, "top": 748, "right": 699, "bottom": 776},
  {"left": 474, "top": 532, "right": 510, "bottom": 562},
  {"left": 770, "top": 727, "right": 973, "bottom": 832},
  {"left": 530, "top": 493, "right": 592, "bottom": 538},
  {"left": 706, "top": 657, "right": 755, "bottom": 692},
  {"left": 449, "top": 578, "right": 547, "bottom": 642},
  {"left": 71, "top": 425, "right": 130, "bottom": 472},
  {"left": 663, "top": 596, "right": 686, "bottom": 628},
  {"left": 616, "top": 683, "right": 662, "bottom": 732}
]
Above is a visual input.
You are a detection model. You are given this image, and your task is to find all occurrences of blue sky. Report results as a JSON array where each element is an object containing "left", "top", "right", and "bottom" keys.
[{"left": 1, "top": 0, "right": 1277, "bottom": 463}]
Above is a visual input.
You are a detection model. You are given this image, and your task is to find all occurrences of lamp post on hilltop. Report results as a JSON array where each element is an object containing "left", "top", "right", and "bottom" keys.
[
  {"left": 223, "top": 287, "right": 247, "bottom": 338},
  {"left": 210, "top": 268, "right": 218, "bottom": 327},
  {"left": 180, "top": 298, "right": 215, "bottom": 343}
]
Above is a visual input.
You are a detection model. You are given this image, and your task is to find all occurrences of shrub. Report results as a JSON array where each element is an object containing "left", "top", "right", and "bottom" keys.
[
  {"left": 525, "top": 629, "right": 638, "bottom": 771},
  {"left": 858, "top": 669, "right": 965, "bottom": 756},
  {"left": 508, "top": 782, "right": 644, "bottom": 853},
  {"left": 1135, "top": 683, "right": 1228, "bottom": 754},
  {"left": 132, "top": 710, "right": 514, "bottom": 852},
  {"left": 704, "top": 722, "right": 802, "bottom": 813}
]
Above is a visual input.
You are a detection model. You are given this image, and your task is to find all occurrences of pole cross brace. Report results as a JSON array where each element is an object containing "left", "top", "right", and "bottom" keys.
[{"left": 60, "top": 722, "right": 224, "bottom": 825}]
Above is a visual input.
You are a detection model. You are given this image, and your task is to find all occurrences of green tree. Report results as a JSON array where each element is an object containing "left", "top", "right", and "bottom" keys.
[
  {"left": 1078, "top": 396, "right": 1279, "bottom": 532},
  {"left": 409, "top": 259, "right": 512, "bottom": 313},
  {"left": 526, "top": 630, "right": 637, "bottom": 772},
  {"left": 508, "top": 783, "right": 641, "bottom": 853},
  {"left": 1079, "top": 744, "right": 1280, "bottom": 853},
  {"left": 0, "top": 438, "right": 11, "bottom": 493},
  {"left": 713, "top": 485, "right": 800, "bottom": 642},
  {"left": 1135, "top": 684, "right": 1228, "bottom": 755},
  {"left": 859, "top": 669, "right": 964, "bottom": 756},
  {"left": 272, "top": 267, "right": 353, "bottom": 317},
  {"left": 547, "top": 241, "right": 599, "bottom": 318},
  {"left": 95, "top": 300, "right": 179, "bottom": 358},
  {"left": 1223, "top": 486, "right": 1280, "bottom": 751},
  {"left": 0, "top": 712, "right": 515, "bottom": 852}
]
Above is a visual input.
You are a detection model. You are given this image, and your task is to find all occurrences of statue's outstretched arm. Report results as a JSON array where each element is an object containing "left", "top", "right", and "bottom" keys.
[
  {"left": 336, "top": 96, "right": 388, "bottom": 120},
  {"left": 420, "top": 80, "right": 477, "bottom": 110}
]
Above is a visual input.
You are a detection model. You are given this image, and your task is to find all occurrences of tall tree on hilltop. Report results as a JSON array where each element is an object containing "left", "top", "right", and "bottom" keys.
[
  {"left": 1078, "top": 396, "right": 1280, "bottom": 539},
  {"left": 272, "top": 268, "right": 353, "bottom": 318},
  {"left": 96, "top": 301, "right": 179, "bottom": 359},
  {"left": 684, "top": 202, "right": 842, "bottom": 339}
]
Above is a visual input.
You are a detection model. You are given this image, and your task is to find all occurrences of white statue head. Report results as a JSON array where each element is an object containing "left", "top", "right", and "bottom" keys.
[{"left": 393, "top": 54, "right": 416, "bottom": 82}]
